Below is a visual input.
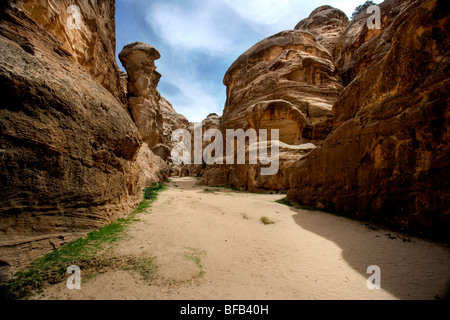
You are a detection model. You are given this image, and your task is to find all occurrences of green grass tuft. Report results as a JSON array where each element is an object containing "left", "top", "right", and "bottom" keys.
[
  {"left": 143, "top": 182, "right": 167, "bottom": 202},
  {"left": 182, "top": 248, "right": 207, "bottom": 279},
  {"left": 260, "top": 216, "right": 275, "bottom": 225},
  {"left": 1, "top": 182, "right": 168, "bottom": 300}
]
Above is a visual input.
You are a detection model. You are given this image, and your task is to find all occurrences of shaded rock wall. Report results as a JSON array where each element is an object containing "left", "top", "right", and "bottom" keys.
[{"left": 287, "top": 0, "right": 450, "bottom": 239}]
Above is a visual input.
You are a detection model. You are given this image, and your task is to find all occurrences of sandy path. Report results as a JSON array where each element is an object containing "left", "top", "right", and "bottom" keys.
[{"left": 36, "top": 177, "right": 450, "bottom": 300}]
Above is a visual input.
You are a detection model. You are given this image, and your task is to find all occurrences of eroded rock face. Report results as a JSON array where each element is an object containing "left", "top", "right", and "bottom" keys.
[
  {"left": 136, "top": 143, "right": 169, "bottom": 187},
  {"left": 221, "top": 30, "right": 343, "bottom": 143},
  {"left": 200, "top": 24, "right": 345, "bottom": 191},
  {"left": 0, "top": 4, "right": 146, "bottom": 283},
  {"left": 12, "top": 0, "right": 125, "bottom": 103},
  {"left": 287, "top": 0, "right": 450, "bottom": 239},
  {"left": 159, "top": 96, "right": 189, "bottom": 151},
  {"left": 295, "top": 5, "right": 349, "bottom": 55},
  {"left": 180, "top": 114, "right": 221, "bottom": 177},
  {"left": 119, "top": 42, "right": 163, "bottom": 149}
]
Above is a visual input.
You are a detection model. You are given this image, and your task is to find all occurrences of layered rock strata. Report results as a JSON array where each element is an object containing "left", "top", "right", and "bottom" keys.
[
  {"left": 0, "top": 2, "right": 167, "bottom": 283},
  {"left": 12, "top": 0, "right": 126, "bottom": 103},
  {"left": 119, "top": 42, "right": 163, "bottom": 149},
  {"left": 221, "top": 29, "right": 343, "bottom": 143},
  {"left": 287, "top": 0, "right": 450, "bottom": 239},
  {"left": 201, "top": 13, "right": 347, "bottom": 191},
  {"left": 295, "top": 5, "right": 349, "bottom": 55}
]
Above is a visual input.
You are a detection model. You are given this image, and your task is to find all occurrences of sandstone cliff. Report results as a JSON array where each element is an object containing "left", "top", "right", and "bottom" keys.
[
  {"left": 295, "top": 5, "right": 349, "bottom": 55},
  {"left": 177, "top": 114, "right": 222, "bottom": 178},
  {"left": 287, "top": 0, "right": 450, "bottom": 239},
  {"left": 160, "top": 96, "right": 190, "bottom": 146},
  {"left": 221, "top": 29, "right": 343, "bottom": 143},
  {"left": 12, "top": 0, "right": 126, "bottom": 104},
  {"left": 201, "top": 0, "right": 449, "bottom": 239},
  {"left": 200, "top": 8, "right": 348, "bottom": 191},
  {"left": 0, "top": 2, "right": 167, "bottom": 284}
]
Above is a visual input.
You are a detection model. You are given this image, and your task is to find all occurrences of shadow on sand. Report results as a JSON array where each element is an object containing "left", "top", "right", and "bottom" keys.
[{"left": 289, "top": 206, "right": 450, "bottom": 300}]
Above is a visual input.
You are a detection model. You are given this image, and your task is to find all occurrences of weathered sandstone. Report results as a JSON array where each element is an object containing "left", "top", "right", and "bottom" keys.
[
  {"left": 11, "top": 0, "right": 125, "bottom": 103},
  {"left": 180, "top": 114, "right": 221, "bottom": 177},
  {"left": 221, "top": 29, "right": 343, "bottom": 143},
  {"left": 159, "top": 96, "right": 189, "bottom": 152},
  {"left": 295, "top": 5, "right": 349, "bottom": 55},
  {"left": 119, "top": 42, "right": 163, "bottom": 149},
  {"left": 0, "top": 3, "right": 163, "bottom": 283},
  {"left": 287, "top": 0, "right": 450, "bottom": 239},
  {"left": 201, "top": 20, "right": 346, "bottom": 190}
]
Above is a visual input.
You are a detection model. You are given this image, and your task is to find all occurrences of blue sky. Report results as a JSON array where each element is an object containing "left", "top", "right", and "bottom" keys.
[{"left": 115, "top": 0, "right": 370, "bottom": 122}]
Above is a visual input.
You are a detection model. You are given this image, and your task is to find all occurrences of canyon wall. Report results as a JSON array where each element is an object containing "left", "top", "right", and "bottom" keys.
[
  {"left": 12, "top": 0, "right": 126, "bottom": 104},
  {"left": 0, "top": 1, "right": 167, "bottom": 284},
  {"left": 201, "top": 0, "right": 449, "bottom": 239},
  {"left": 200, "top": 7, "right": 349, "bottom": 191},
  {"left": 287, "top": 0, "right": 450, "bottom": 239}
]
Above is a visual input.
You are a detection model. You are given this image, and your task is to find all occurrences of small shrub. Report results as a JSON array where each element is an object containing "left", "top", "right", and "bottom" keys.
[
  {"left": 143, "top": 182, "right": 167, "bottom": 201},
  {"left": 351, "top": 0, "right": 376, "bottom": 20},
  {"left": 260, "top": 217, "right": 275, "bottom": 225}
]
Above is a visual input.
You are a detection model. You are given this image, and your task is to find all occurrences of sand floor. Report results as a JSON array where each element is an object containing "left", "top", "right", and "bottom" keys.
[{"left": 35, "top": 177, "right": 450, "bottom": 300}]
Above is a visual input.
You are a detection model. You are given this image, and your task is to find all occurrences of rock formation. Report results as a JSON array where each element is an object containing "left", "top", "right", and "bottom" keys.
[
  {"left": 119, "top": 44, "right": 189, "bottom": 160},
  {"left": 295, "top": 5, "right": 349, "bottom": 55},
  {"left": 0, "top": 1, "right": 168, "bottom": 284},
  {"left": 12, "top": 0, "right": 126, "bottom": 103},
  {"left": 287, "top": 0, "right": 450, "bottom": 239},
  {"left": 179, "top": 114, "right": 222, "bottom": 177},
  {"left": 119, "top": 42, "right": 163, "bottom": 149},
  {"left": 159, "top": 96, "right": 190, "bottom": 151},
  {"left": 200, "top": 10, "right": 347, "bottom": 191},
  {"left": 221, "top": 29, "right": 343, "bottom": 143},
  {"left": 200, "top": 0, "right": 449, "bottom": 239}
]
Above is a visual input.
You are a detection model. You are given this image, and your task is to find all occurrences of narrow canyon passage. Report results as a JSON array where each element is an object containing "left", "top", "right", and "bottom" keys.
[{"left": 36, "top": 177, "right": 450, "bottom": 300}]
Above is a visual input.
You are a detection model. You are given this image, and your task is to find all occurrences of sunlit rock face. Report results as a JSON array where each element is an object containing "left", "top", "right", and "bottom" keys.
[
  {"left": 221, "top": 29, "right": 343, "bottom": 144},
  {"left": 12, "top": 0, "right": 125, "bottom": 103},
  {"left": 200, "top": 25, "right": 345, "bottom": 191},
  {"left": 119, "top": 42, "right": 163, "bottom": 149},
  {"left": 0, "top": 3, "right": 148, "bottom": 282},
  {"left": 294, "top": 5, "right": 349, "bottom": 55}
]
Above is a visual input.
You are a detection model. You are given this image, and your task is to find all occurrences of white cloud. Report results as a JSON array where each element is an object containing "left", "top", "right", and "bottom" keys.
[
  {"left": 119, "top": 0, "right": 375, "bottom": 122},
  {"left": 145, "top": 1, "right": 238, "bottom": 56},
  {"left": 223, "top": 0, "right": 296, "bottom": 26},
  {"left": 223, "top": 0, "right": 376, "bottom": 32},
  {"left": 164, "top": 77, "right": 223, "bottom": 123}
]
